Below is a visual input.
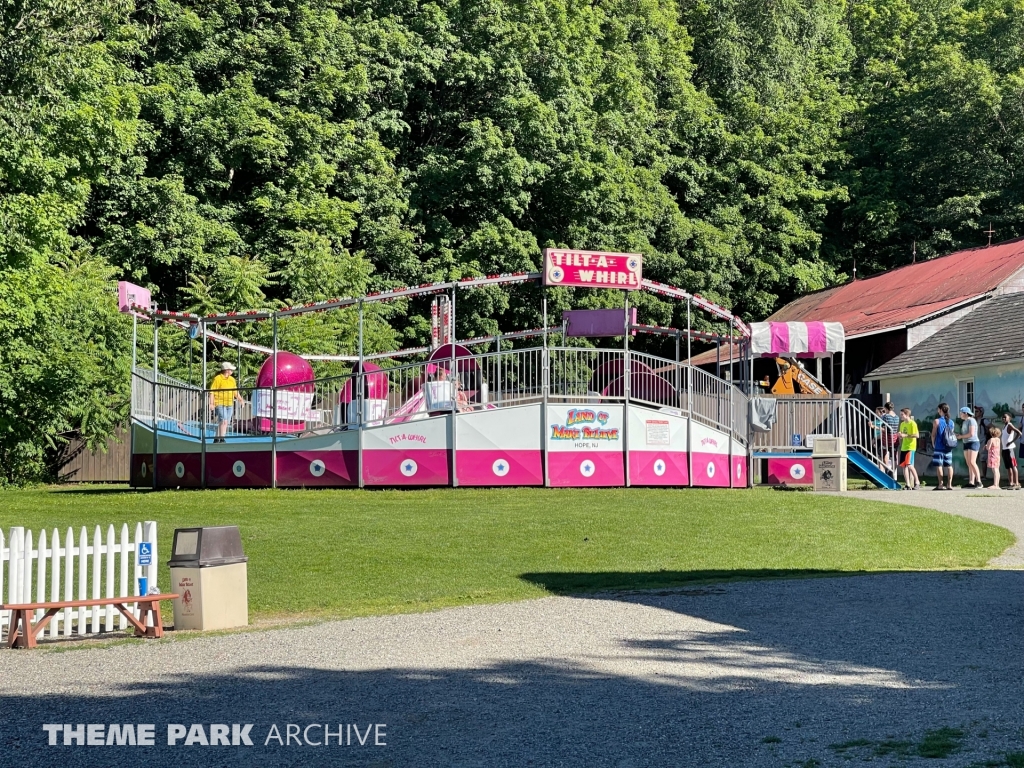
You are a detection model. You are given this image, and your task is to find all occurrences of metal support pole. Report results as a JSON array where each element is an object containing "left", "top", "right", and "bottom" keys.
[
  {"left": 130, "top": 314, "right": 137, "bottom": 485},
  {"left": 840, "top": 350, "right": 845, "bottom": 399},
  {"left": 686, "top": 299, "right": 692, "bottom": 487},
  {"left": 450, "top": 287, "right": 458, "bottom": 487},
  {"left": 271, "top": 315, "right": 278, "bottom": 489},
  {"left": 357, "top": 301, "right": 364, "bottom": 488},
  {"left": 747, "top": 337, "right": 754, "bottom": 487},
  {"left": 675, "top": 329, "right": 681, "bottom": 410},
  {"left": 542, "top": 292, "right": 549, "bottom": 487},
  {"left": 728, "top": 321, "right": 734, "bottom": 488},
  {"left": 200, "top": 322, "right": 207, "bottom": 489},
  {"left": 623, "top": 292, "right": 631, "bottom": 487},
  {"left": 151, "top": 318, "right": 159, "bottom": 490}
]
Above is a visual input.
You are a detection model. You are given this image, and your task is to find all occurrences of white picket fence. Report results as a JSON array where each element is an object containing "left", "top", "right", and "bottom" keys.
[{"left": 1, "top": 521, "right": 158, "bottom": 638}]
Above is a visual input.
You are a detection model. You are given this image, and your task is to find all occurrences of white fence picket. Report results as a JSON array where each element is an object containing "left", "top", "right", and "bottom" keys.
[
  {"left": 36, "top": 529, "right": 46, "bottom": 623},
  {"left": 63, "top": 526, "right": 74, "bottom": 637},
  {"left": 105, "top": 525, "right": 115, "bottom": 631},
  {"left": 10, "top": 528, "right": 23, "bottom": 605},
  {"left": 90, "top": 526, "right": 101, "bottom": 633},
  {"left": 77, "top": 526, "right": 87, "bottom": 632},
  {"left": 23, "top": 530, "right": 33, "bottom": 614},
  {"left": 118, "top": 524, "right": 129, "bottom": 630},
  {"left": 50, "top": 529, "right": 61, "bottom": 638},
  {"left": 0, "top": 521, "right": 158, "bottom": 640}
]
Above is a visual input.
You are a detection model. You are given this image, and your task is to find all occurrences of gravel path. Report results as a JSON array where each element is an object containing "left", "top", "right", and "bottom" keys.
[{"left": 2, "top": 493, "right": 1022, "bottom": 767}]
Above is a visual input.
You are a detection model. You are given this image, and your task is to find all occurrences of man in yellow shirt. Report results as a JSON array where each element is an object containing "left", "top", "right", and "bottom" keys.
[{"left": 209, "top": 361, "right": 244, "bottom": 443}]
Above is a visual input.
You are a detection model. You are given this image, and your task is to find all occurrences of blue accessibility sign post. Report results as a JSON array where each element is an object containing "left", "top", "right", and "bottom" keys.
[{"left": 137, "top": 542, "right": 153, "bottom": 595}]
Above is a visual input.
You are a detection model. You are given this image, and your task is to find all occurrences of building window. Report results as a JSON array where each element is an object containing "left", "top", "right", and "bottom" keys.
[{"left": 958, "top": 379, "right": 974, "bottom": 412}]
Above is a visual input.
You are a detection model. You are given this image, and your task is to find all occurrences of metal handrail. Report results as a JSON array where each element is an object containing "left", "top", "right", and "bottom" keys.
[{"left": 749, "top": 395, "right": 897, "bottom": 481}]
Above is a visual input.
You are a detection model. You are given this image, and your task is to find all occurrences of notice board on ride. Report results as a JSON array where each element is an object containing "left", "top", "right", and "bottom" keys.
[{"left": 543, "top": 249, "right": 643, "bottom": 290}]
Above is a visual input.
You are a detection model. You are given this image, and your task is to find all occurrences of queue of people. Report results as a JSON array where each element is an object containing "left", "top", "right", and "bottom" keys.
[{"left": 874, "top": 400, "right": 1024, "bottom": 490}]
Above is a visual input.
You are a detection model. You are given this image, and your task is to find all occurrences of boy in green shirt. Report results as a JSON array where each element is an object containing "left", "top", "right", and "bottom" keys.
[{"left": 898, "top": 408, "right": 919, "bottom": 489}]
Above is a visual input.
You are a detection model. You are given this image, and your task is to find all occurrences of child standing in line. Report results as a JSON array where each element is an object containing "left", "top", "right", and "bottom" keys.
[
  {"left": 898, "top": 408, "right": 919, "bottom": 490},
  {"left": 1002, "top": 411, "right": 1023, "bottom": 489},
  {"left": 986, "top": 426, "right": 1002, "bottom": 488}
]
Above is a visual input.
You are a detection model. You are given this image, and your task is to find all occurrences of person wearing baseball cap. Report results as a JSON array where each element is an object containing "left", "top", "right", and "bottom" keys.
[
  {"left": 209, "top": 361, "right": 243, "bottom": 443},
  {"left": 959, "top": 406, "right": 981, "bottom": 488}
]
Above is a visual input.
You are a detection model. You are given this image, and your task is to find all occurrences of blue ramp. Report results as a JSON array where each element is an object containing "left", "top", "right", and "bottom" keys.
[{"left": 848, "top": 450, "right": 900, "bottom": 489}]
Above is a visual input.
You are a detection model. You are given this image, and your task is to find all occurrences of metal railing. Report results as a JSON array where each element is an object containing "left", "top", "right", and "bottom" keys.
[
  {"left": 131, "top": 348, "right": 752, "bottom": 452},
  {"left": 749, "top": 395, "right": 897, "bottom": 480}
]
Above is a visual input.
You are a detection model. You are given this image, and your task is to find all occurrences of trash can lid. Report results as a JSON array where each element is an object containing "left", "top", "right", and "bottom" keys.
[{"left": 167, "top": 526, "right": 248, "bottom": 568}]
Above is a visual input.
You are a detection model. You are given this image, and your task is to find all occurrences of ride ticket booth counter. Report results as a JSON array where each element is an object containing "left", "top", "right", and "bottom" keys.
[{"left": 168, "top": 526, "right": 249, "bottom": 631}]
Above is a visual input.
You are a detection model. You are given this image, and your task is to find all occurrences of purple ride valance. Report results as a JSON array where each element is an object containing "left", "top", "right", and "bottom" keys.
[{"left": 750, "top": 322, "right": 844, "bottom": 359}]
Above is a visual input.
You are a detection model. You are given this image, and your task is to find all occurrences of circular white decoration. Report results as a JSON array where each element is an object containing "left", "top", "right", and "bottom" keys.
[
  {"left": 706, "top": 461, "right": 716, "bottom": 478},
  {"left": 400, "top": 458, "right": 418, "bottom": 477},
  {"left": 309, "top": 459, "right": 326, "bottom": 477},
  {"left": 492, "top": 458, "right": 510, "bottom": 477},
  {"left": 653, "top": 458, "right": 667, "bottom": 477},
  {"left": 548, "top": 266, "right": 565, "bottom": 283},
  {"left": 735, "top": 461, "right": 744, "bottom": 477},
  {"left": 627, "top": 256, "right": 641, "bottom": 270},
  {"left": 789, "top": 463, "right": 806, "bottom": 480},
  {"left": 140, "top": 462, "right": 148, "bottom": 478},
  {"left": 174, "top": 462, "right": 185, "bottom": 479},
  {"left": 232, "top": 460, "right": 246, "bottom": 478},
  {"left": 580, "top": 459, "right": 596, "bottom": 478}
]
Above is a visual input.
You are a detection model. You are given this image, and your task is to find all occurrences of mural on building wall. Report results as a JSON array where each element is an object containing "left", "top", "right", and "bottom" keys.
[{"left": 879, "top": 362, "right": 1024, "bottom": 478}]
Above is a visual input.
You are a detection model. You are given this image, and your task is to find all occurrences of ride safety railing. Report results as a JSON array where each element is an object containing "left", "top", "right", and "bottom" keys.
[
  {"left": 131, "top": 348, "right": 751, "bottom": 449},
  {"left": 749, "top": 396, "right": 897, "bottom": 480}
]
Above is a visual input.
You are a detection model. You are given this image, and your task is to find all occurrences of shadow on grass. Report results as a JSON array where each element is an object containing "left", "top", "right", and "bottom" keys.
[
  {"left": 48, "top": 486, "right": 152, "bottom": 495},
  {"left": 520, "top": 568, "right": 866, "bottom": 594}
]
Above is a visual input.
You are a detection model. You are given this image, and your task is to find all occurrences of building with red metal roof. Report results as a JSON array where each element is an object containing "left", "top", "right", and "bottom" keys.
[{"left": 692, "top": 236, "right": 1024, "bottom": 394}]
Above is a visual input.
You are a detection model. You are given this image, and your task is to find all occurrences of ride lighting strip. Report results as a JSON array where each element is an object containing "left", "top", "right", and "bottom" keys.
[{"left": 129, "top": 271, "right": 750, "bottom": 338}]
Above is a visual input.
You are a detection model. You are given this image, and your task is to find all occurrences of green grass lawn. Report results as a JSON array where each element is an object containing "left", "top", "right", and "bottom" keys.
[{"left": 1, "top": 486, "right": 1012, "bottom": 621}]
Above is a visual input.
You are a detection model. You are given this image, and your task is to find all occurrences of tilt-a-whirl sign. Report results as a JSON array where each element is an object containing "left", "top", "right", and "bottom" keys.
[{"left": 543, "top": 249, "right": 642, "bottom": 290}]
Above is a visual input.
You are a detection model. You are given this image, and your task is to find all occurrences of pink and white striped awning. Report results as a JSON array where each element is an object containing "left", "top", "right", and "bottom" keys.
[{"left": 750, "top": 322, "right": 845, "bottom": 358}]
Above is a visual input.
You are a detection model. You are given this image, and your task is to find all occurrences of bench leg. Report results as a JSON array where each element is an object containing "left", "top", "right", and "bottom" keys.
[
  {"left": 7, "top": 609, "right": 35, "bottom": 649},
  {"left": 7, "top": 608, "right": 61, "bottom": 649},
  {"left": 118, "top": 600, "right": 163, "bottom": 639}
]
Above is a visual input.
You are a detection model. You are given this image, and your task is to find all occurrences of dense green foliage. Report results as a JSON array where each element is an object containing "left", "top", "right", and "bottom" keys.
[
  {"left": 2, "top": 487, "right": 1012, "bottom": 617},
  {"left": 2, "top": 0, "right": 1023, "bottom": 481}
]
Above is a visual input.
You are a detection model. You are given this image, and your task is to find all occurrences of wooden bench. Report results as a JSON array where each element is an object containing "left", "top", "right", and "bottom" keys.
[{"left": 1, "top": 594, "right": 179, "bottom": 649}]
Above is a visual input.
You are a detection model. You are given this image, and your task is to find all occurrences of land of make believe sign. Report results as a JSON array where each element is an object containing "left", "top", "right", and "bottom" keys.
[{"left": 543, "top": 249, "right": 642, "bottom": 290}]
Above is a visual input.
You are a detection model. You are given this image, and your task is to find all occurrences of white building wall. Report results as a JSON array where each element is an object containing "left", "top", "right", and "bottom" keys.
[
  {"left": 906, "top": 302, "right": 983, "bottom": 349},
  {"left": 993, "top": 265, "right": 1024, "bottom": 295}
]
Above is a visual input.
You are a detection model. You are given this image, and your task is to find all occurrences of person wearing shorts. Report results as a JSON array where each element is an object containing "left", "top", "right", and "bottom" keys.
[
  {"left": 898, "top": 408, "right": 919, "bottom": 490},
  {"left": 1000, "top": 411, "right": 1022, "bottom": 489},
  {"left": 959, "top": 406, "right": 981, "bottom": 488},
  {"left": 209, "top": 361, "right": 244, "bottom": 443},
  {"left": 930, "top": 402, "right": 955, "bottom": 490}
]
